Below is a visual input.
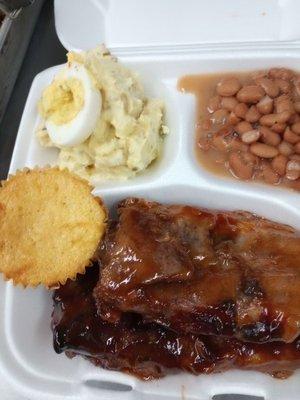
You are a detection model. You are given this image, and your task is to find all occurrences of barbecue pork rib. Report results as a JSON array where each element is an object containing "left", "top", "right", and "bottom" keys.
[
  {"left": 94, "top": 198, "right": 300, "bottom": 343},
  {"left": 53, "top": 264, "right": 300, "bottom": 380}
]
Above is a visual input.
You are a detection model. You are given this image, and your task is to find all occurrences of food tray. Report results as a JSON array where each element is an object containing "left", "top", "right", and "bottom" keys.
[
  {"left": 2, "top": 0, "right": 300, "bottom": 399},
  {"left": 0, "top": 0, "right": 44, "bottom": 123}
]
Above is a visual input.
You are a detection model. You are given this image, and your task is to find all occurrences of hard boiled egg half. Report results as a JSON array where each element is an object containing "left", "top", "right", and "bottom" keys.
[{"left": 39, "top": 62, "right": 101, "bottom": 147}]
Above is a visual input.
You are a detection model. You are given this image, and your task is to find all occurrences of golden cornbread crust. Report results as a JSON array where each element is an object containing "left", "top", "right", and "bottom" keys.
[{"left": 0, "top": 168, "right": 106, "bottom": 287}]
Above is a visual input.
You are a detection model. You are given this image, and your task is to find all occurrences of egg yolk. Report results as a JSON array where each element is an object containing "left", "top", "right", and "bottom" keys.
[{"left": 39, "top": 78, "right": 84, "bottom": 125}]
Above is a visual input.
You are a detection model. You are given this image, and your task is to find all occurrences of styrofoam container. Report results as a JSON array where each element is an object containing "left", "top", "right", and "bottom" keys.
[{"left": 2, "top": 0, "right": 300, "bottom": 399}]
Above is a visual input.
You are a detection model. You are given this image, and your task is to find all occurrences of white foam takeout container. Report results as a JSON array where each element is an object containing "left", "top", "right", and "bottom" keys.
[{"left": 2, "top": 0, "right": 300, "bottom": 399}]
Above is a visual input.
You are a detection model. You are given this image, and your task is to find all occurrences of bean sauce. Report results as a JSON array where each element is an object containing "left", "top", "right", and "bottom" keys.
[{"left": 178, "top": 69, "right": 300, "bottom": 191}]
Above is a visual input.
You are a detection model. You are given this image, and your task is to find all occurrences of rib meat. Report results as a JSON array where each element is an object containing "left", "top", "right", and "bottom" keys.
[
  {"left": 52, "top": 264, "right": 300, "bottom": 380},
  {"left": 94, "top": 198, "right": 300, "bottom": 343}
]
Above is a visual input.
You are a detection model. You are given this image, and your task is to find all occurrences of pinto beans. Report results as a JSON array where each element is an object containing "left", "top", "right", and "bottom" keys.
[
  {"left": 272, "top": 155, "right": 288, "bottom": 176},
  {"left": 261, "top": 162, "right": 280, "bottom": 184},
  {"left": 283, "top": 127, "right": 300, "bottom": 144},
  {"left": 290, "top": 154, "right": 300, "bottom": 161},
  {"left": 250, "top": 143, "right": 279, "bottom": 158},
  {"left": 235, "top": 121, "right": 253, "bottom": 134},
  {"left": 211, "top": 126, "right": 234, "bottom": 152},
  {"left": 234, "top": 103, "right": 249, "bottom": 118},
  {"left": 207, "top": 96, "right": 221, "bottom": 113},
  {"left": 237, "top": 85, "right": 265, "bottom": 104},
  {"left": 257, "top": 78, "right": 279, "bottom": 98},
  {"left": 269, "top": 68, "right": 294, "bottom": 80},
  {"left": 228, "top": 112, "right": 241, "bottom": 125},
  {"left": 211, "top": 109, "right": 229, "bottom": 125},
  {"left": 294, "top": 102, "right": 300, "bottom": 113},
  {"left": 228, "top": 151, "right": 257, "bottom": 180},
  {"left": 293, "top": 77, "right": 300, "bottom": 97},
  {"left": 294, "top": 142, "right": 300, "bottom": 154},
  {"left": 289, "top": 114, "right": 300, "bottom": 124},
  {"left": 278, "top": 141, "right": 294, "bottom": 156},
  {"left": 275, "top": 78, "right": 292, "bottom": 94},
  {"left": 220, "top": 96, "right": 238, "bottom": 111},
  {"left": 275, "top": 95, "right": 294, "bottom": 114},
  {"left": 241, "top": 130, "right": 260, "bottom": 144},
  {"left": 286, "top": 160, "right": 300, "bottom": 180},
  {"left": 200, "top": 67, "right": 300, "bottom": 187},
  {"left": 259, "top": 126, "right": 281, "bottom": 146},
  {"left": 245, "top": 105, "right": 261, "bottom": 123},
  {"left": 259, "top": 111, "right": 291, "bottom": 126},
  {"left": 229, "top": 138, "right": 249, "bottom": 152},
  {"left": 292, "top": 122, "right": 300, "bottom": 134},
  {"left": 271, "top": 123, "right": 286, "bottom": 133},
  {"left": 257, "top": 96, "right": 273, "bottom": 114},
  {"left": 217, "top": 78, "right": 241, "bottom": 96}
]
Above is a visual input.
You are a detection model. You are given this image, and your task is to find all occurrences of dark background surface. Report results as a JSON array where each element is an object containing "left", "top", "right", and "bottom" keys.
[{"left": 0, "top": 0, "right": 65, "bottom": 180}]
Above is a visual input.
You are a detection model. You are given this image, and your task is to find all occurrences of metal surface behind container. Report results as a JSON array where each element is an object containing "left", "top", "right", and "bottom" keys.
[
  {"left": 0, "top": 1, "right": 35, "bottom": 16},
  {"left": 0, "top": 0, "right": 44, "bottom": 123}
]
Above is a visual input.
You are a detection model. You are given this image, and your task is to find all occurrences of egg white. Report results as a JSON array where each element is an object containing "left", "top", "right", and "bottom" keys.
[{"left": 45, "top": 62, "right": 101, "bottom": 147}]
